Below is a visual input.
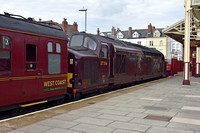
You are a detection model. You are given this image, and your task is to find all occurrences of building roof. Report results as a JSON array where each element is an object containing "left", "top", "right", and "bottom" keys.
[
  {"left": 162, "top": 19, "right": 185, "bottom": 44},
  {"left": 101, "top": 28, "right": 166, "bottom": 39},
  {"left": 122, "top": 29, "right": 148, "bottom": 39},
  {"left": 0, "top": 13, "right": 68, "bottom": 40}
]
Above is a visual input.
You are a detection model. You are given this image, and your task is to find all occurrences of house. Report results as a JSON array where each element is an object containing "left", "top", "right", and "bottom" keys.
[
  {"left": 39, "top": 18, "right": 78, "bottom": 36},
  {"left": 99, "top": 23, "right": 183, "bottom": 60},
  {"left": 146, "top": 23, "right": 183, "bottom": 61},
  {"left": 146, "top": 23, "right": 168, "bottom": 58},
  {"left": 100, "top": 26, "right": 147, "bottom": 46}
]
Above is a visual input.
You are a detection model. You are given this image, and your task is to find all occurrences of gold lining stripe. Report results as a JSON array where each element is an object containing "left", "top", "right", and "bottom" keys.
[
  {"left": 19, "top": 100, "right": 48, "bottom": 107},
  {"left": 0, "top": 27, "right": 67, "bottom": 41},
  {"left": 0, "top": 74, "right": 68, "bottom": 81}
]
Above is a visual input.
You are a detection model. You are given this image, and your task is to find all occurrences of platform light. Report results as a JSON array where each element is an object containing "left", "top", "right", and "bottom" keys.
[{"left": 79, "top": 7, "right": 87, "bottom": 33}]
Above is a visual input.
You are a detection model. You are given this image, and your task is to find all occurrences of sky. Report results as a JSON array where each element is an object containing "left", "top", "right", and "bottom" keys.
[{"left": 0, "top": 0, "right": 185, "bottom": 34}]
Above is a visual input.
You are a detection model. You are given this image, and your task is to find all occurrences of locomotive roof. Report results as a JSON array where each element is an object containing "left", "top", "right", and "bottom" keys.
[
  {"left": 0, "top": 13, "right": 68, "bottom": 40},
  {"left": 81, "top": 33, "right": 162, "bottom": 55}
]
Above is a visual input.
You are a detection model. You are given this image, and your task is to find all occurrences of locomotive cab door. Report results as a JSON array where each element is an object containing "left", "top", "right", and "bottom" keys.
[{"left": 100, "top": 42, "right": 114, "bottom": 84}]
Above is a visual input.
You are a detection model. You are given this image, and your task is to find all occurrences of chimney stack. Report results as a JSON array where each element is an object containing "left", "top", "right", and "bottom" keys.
[
  {"left": 62, "top": 18, "right": 68, "bottom": 35},
  {"left": 73, "top": 22, "right": 78, "bottom": 33},
  {"left": 148, "top": 23, "right": 152, "bottom": 34},
  {"left": 39, "top": 18, "right": 42, "bottom": 22},
  {"left": 97, "top": 28, "right": 100, "bottom": 35},
  {"left": 117, "top": 28, "right": 120, "bottom": 32},
  {"left": 128, "top": 27, "right": 132, "bottom": 36},
  {"left": 111, "top": 26, "right": 115, "bottom": 36}
]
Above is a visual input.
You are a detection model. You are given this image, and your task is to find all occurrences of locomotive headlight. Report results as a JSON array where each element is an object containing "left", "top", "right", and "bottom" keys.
[{"left": 70, "top": 79, "right": 75, "bottom": 84}]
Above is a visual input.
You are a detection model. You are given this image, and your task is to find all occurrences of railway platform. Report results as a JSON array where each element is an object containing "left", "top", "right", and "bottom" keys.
[{"left": 1, "top": 72, "right": 200, "bottom": 133}]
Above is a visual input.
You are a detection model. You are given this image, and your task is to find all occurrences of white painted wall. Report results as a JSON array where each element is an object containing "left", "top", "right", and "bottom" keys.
[{"left": 120, "top": 38, "right": 147, "bottom": 46}]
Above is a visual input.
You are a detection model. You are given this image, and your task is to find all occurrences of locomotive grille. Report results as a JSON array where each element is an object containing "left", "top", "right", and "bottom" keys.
[
  {"left": 83, "top": 60, "right": 90, "bottom": 79},
  {"left": 83, "top": 60, "right": 98, "bottom": 84}
]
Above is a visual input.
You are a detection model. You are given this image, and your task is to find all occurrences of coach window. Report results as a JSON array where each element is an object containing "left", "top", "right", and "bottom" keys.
[
  {"left": 48, "top": 42, "right": 53, "bottom": 52},
  {"left": 56, "top": 43, "right": 61, "bottom": 53},
  {"left": 26, "top": 44, "right": 37, "bottom": 70},
  {"left": 101, "top": 45, "right": 108, "bottom": 58},
  {"left": 0, "top": 36, "right": 11, "bottom": 76},
  {"left": 48, "top": 42, "right": 61, "bottom": 74},
  {"left": 3, "top": 36, "right": 11, "bottom": 49}
]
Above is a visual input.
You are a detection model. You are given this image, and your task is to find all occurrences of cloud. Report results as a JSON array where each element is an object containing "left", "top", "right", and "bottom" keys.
[{"left": 0, "top": 0, "right": 185, "bottom": 33}]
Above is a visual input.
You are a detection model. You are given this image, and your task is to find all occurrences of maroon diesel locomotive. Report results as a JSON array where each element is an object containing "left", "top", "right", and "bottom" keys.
[
  {"left": 0, "top": 13, "right": 68, "bottom": 112},
  {"left": 67, "top": 33, "right": 166, "bottom": 99}
]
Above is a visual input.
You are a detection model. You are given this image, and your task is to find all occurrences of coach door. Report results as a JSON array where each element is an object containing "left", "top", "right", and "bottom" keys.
[{"left": 23, "top": 36, "right": 40, "bottom": 101}]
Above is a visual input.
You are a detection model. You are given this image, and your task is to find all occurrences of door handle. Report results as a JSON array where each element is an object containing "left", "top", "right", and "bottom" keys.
[{"left": 38, "top": 69, "right": 43, "bottom": 77}]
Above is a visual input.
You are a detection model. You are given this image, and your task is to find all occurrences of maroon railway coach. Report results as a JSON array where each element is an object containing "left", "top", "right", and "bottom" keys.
[
  {"left": 0, "top": 13, "right": 68, "bottom": 112},
  {"left": 67, "top": 32, "right": 165, "bottom": 99}
]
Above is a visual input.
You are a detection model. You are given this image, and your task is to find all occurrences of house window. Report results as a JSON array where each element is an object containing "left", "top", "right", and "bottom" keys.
[
  {"left": 149, "top": 41, "right": 154, "bottom": 46},
  {"left": 48, "top": 42, "right": 61, "bottom": 74},
  {"left": 26, "top": 44, "right": 37, "bottom": 70},
  {"left": 132, "top": 32, "right": 140, "bottom": 38},
  {"left": 137, "top": 41, "right": 141, "bottom": 45},
  {"left": 117, "top": 32, "right": 124, "bottom": 39},
  {"left": 177, "top": 44, "right": 182, "bottom": 51},
  {"left": 0, "top": 36, "right": 11, "bottom": 76},
  {"left": 153, "top": 30, "right": 161, "bottom": 37},
  {"left": 154, "top": 32, "right": 157, "bottom": 37},
  {"left": 172, "top": 43, "right": 176, "bottom": 52},
  {"left": 160, "top": 40, "right": 163, "bottom": 45}
]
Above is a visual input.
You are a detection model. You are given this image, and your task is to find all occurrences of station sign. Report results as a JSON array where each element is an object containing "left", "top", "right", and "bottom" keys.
[{"left": 190, "top": 40, "right": 200, "bottom": 47}]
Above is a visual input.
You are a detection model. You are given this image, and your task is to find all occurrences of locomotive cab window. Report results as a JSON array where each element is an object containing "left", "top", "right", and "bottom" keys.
[
  {"left": 70, "top": 35, "right": 83, "bottom": 47},
  {"left": 83, "top": 37, "right": 97, "bottom": 50},
  {"left": 101, "top": 45, "right": 108, "bottom": 59},
  {"left": 26, "top": 44, "right": 37, "bottom": 70},
  {"left": 0, "top": 36, "right": 11, "bottom": 76},
  {"left": 48, "top": 42, "right": 61, "bottom": 74}
]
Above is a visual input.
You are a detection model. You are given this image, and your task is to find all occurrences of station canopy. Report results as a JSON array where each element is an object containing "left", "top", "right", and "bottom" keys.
[{"left": 163, "top": 0, "right": 200, "bottom": 48}]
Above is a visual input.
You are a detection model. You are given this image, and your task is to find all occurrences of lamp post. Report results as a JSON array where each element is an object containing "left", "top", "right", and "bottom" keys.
[{"left": 79, "top": 8, "right": 87, "bottom": 33}]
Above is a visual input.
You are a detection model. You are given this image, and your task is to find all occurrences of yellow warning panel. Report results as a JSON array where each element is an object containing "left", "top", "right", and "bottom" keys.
[
  {"left": 70, "top": 59, "right": 73, "bottom": 64},
  {"left": 67, "top": 73, "right": 73, "bottom": 88}
]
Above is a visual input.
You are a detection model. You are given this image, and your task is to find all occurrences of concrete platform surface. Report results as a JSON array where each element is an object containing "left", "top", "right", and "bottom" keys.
[{"left": 2, "top": 73, "right": 200, "bottom": 133}]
